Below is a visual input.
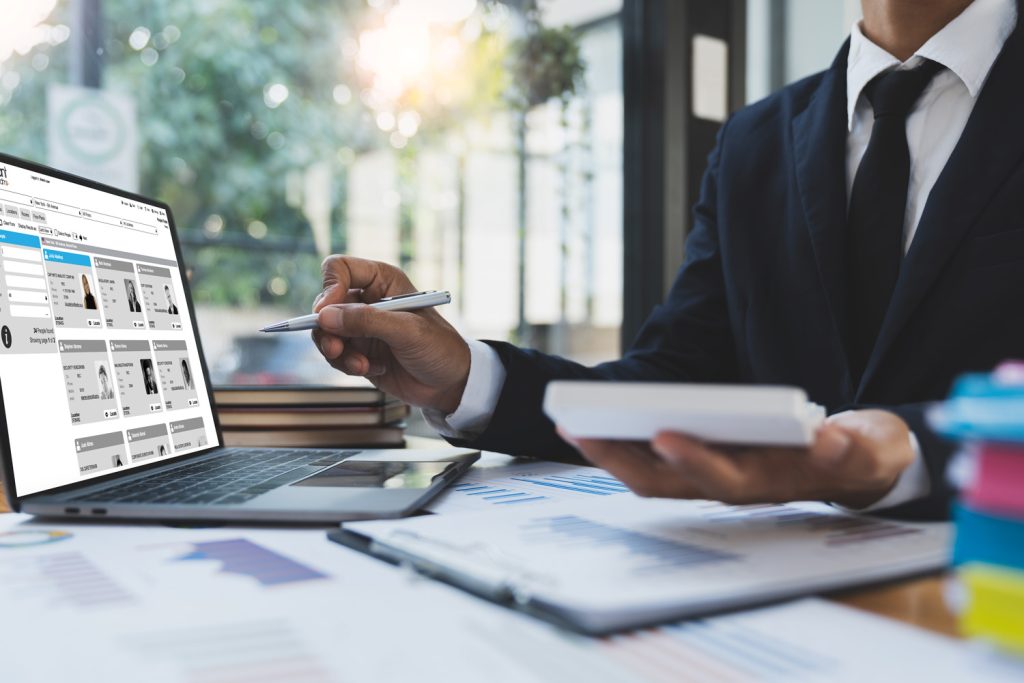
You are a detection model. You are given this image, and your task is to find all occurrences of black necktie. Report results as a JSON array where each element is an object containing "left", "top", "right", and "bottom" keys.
[{"left": 846, "top": 59, "right": 943, "bottom": 381}]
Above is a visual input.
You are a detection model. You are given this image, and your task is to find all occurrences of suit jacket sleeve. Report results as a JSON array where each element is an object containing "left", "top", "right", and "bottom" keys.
[{"left": 448, "top": 123, "right": 740, "bottom": 461}]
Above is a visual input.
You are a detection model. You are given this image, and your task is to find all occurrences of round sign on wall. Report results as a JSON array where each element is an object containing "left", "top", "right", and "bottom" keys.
[{"left": 57, "top": 93, "right": 128, "bottom": 165}]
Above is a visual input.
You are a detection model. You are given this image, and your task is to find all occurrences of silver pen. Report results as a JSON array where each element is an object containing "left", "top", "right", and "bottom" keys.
[{"left": 260, "top": 290, "right": 452, "bottom": 333}]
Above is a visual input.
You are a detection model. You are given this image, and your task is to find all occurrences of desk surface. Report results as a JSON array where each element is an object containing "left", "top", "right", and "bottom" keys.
[{"left": 0, "top": 477, "right": 961, "bottom": 639}]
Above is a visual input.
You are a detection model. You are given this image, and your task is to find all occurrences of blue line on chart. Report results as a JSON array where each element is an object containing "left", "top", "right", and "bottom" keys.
[
  {"left": 544, "top": 476, "right": 628, "bottom": 493},
  {"left": 509, "top": 477, "right": 614, "bottom": 495},
  {"left": 573, "top": 475, "right": 630, "bottom": 489},
  {"left": 484, "top": 492, "right": 531, "bottom": 501}
]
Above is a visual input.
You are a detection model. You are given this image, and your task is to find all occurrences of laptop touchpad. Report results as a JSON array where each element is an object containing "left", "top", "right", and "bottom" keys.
[{"left": 290, "top": 460, "right": 455, "bottom": 489}]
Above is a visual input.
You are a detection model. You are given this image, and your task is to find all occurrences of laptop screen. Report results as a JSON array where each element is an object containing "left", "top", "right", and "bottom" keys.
[{"left": 0, "top": 156, "right": 220, "bottom": 497}]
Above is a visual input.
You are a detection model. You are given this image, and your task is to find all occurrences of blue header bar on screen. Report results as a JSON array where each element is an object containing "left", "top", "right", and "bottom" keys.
[
  {"left": 43, "top": 248, "right": 91, "bottom": 267},
  {"left": 0, "top": 229, "right": 41, "bottom": 249}
]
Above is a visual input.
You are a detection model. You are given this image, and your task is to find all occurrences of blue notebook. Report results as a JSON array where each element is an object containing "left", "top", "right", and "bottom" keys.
[
  {"left": 929, "top": 373, "right": 1024, "bottom": 443},
  {"left": 952, "top": 504, "right": 1024, "bottom": 571}
]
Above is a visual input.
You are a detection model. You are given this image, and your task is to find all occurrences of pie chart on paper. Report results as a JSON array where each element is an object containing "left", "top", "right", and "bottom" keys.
[{"left": 0, "top": 529, "right": 73, "bottom": 548}]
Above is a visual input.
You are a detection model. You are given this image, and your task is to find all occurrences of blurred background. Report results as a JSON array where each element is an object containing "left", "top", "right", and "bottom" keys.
[{"left": 0, "top": 0, "right": 859, "bottom": 387}]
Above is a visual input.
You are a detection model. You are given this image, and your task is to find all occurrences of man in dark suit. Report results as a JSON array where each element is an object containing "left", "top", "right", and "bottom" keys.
[{"left": 311, "top": 0, "right": 1021, "bottom": 520}]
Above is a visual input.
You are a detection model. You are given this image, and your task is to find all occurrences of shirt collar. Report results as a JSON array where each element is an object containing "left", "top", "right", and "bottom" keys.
[{"left": 846, "top": 0, "right": 1018, "bottom": 131}]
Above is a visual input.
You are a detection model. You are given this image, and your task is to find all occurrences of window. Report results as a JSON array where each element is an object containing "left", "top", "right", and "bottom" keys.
[
  {"left": 0, "top": 0, "right": 623, "bottom": 386},
  {"left": 745, "top": 0, "right": 860, "bottom": 104}
]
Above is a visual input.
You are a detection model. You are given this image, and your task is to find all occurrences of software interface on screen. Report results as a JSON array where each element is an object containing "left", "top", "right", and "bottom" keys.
[{"left": 0, "top": 159, "right": 219, "bottom": 496}]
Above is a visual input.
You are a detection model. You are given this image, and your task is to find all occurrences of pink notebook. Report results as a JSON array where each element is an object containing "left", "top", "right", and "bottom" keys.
[{"left": 964, "top": 444, "right": 1024, "bottom": 516}]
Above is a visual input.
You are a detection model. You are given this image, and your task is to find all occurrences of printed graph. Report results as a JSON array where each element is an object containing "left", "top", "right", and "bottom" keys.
[
  {"left": 697, "top": 502, "right": 924, "bottom": 546},
  {"left": 449, "top": 482, "right": 550, "bottom": 505},
  {"left": 521, "top": 515, "right": 738, "bottom": 574},
  {"left": 435, "top": 465, "right": 631, "bottom": 513},
  {"left": 469, "top": 608, "right": 834, "bottom": 683},
  {"left": 0, "top": 550, "right": 134, "bottom": 609},
  {"left": 0, "top": 529, "right": 73, "bottom": 548},
  {"left": 509, "top": 473, "right": 630, "bottom": 496},
  {"left": 175, "top": 539, "right": 328, "bottom": 586},
  {"left": 128, "top": 618, "right": 335, "bottom": 683},
  {"left": 599, "top": 617, "right": 834, "bottom": 683}
]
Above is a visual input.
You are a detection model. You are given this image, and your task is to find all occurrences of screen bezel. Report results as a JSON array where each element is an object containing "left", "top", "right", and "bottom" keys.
[{"left": 0, "top": 151, "right": 225, "bottom": 509}]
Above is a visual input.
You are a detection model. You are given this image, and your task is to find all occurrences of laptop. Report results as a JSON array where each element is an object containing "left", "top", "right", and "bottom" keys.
[{"left": 0, "top": 152, "right": 478, "bottom": 523}]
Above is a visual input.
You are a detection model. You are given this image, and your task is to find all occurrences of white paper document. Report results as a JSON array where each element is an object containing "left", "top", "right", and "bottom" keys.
[
  {"left": 347, "top": 496, "right": 951, "bottom": 633},
  {"left": 0, "top": 513, "right": 1020, "bottom": 682}
]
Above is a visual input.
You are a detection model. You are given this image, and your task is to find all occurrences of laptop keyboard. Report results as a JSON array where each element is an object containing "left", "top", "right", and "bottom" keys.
[{"left": 70, "top": 448, "right": 361, "bottom": 506}]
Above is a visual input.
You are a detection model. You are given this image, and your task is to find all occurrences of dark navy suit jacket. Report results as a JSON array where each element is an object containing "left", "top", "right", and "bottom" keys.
[{"left": 452, "top": 17, "right": 1024, "bottom": 520}]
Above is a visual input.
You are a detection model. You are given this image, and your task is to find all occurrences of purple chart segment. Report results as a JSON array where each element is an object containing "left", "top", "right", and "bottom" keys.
[{"left": 175, "top": 538, "right": 328, "bottom": 586}]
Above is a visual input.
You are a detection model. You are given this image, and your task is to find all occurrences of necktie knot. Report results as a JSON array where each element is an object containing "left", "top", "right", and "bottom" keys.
[{"left": 865, "top": 59, "right": 944, "bottom": 119}]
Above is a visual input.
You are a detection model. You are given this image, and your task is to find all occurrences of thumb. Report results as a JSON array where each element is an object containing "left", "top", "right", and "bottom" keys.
[
  {"left": 315, "top": 256, "right": 408, "bottom": 312},
  {"left": 317, "top": 304, "right": 424, "bottom": 348},
  {"left": 808, "top": 424, "right": 853, "bottom": 466}
]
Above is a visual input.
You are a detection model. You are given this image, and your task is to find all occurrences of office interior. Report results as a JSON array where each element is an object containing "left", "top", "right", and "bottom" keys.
[{"left": 0, "top": 1, "right": 1022, "bottom": 681}]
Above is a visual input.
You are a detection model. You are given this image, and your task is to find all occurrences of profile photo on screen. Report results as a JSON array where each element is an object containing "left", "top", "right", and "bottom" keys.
[
  {"left": 158, "top": 444, "right": 167, "bottom": 458},
  {"left": 140, "top": 358, "right": 158, "bottom": 395},
  {"left": 81, "top": 274, "right": 97, "bottom": 310},
  {"left": 96, "top": 362, "right": 114, "bottom": 400},
  {"left": 164, "top": 284, "right": 179, "bottom": 315},
  {"left": 180, "top": 358, "right": 192, "bottom": 390},
  {"left": 124, "top": 279, "right": 142, "bottom": 313}
]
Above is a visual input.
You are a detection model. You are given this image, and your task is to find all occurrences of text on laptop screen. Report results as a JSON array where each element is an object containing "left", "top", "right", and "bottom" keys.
[{"left": 0, "top": 158, "right": 220, "bottom": 496}]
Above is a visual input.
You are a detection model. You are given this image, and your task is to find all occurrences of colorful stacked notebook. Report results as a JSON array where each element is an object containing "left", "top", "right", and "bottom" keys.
[
  {"left": 214, "top": 385, "right": 408, "bottom": 449},
  {"left": 930, "top": 362, "right": 1024, "bottom": 654}
]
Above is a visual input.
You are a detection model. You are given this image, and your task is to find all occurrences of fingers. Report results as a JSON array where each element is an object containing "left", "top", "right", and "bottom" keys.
[
  {"left": 562, "top": 411, "right": 906, "bottom": 506},
  {"left": 317, "top": 304, "right": 425, "bottom": 348},
  {"left": 565, "top": 434, "right": 702, "bottom": 499},
  {"left": 311, "top": 330, "right": 344, "bottom": 360},
  {"left": 652, "top": 427, "right": 859, "bottom": 503},
  {"left": 806, "top": 424, "right": 854, "bottom": 466},
  {"left": 651, "top": 432, "right": 749, "bottom": 499},
  {"left": 823, "top": 410, "right": 914, "bottom": 500},
  {"left": 313, "top": 288, "right": 364, "bottom": 313},
  {"left": 337, "top": 348, "right": 387, "bottom": 377},
  {"left": 315, "top": 256, "right": 413, "bottom": 312}
]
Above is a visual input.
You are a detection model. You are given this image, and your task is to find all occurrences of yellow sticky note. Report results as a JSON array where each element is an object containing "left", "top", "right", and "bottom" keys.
[{"left": 961, "top": 563, "right": 1024, "bottom": 655}]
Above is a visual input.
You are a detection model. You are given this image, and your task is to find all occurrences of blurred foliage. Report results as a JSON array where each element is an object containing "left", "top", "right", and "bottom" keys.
[
  {"left": 506, "top": 0, "right": 585, "bottom": 111},
  {"left": 0, "top": 0, "right": 369, "bottom": 309},
  {"left": 0, "top": 0, "right": 582, "bottom": 312}
]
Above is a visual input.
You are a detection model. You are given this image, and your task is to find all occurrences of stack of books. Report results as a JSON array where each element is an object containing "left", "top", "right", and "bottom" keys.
[
  {"left": 214, "top": 384, "right": 409, "bottom": 449},
  {"left": 931, "top": 361, "right": 1024, "bottom": 655}
]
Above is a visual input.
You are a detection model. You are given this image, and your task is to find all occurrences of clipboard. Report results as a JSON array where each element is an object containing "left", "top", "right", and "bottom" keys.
[
  {"left": 327, "top": 497, "right": 952, "bottom": 636},
  {"left": 327, "top": 526, "right": 590, "bottom": 634}
]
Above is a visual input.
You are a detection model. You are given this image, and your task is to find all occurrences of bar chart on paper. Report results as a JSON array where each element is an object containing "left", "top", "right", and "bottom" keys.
[
  {"left": 521, "top": 515, "right": 738, "bottom": 575},
  {"left": 464, "top": 596, "right": 1024, "bottom": 683},
  {"left": 126, "top": 618, "right": 336, "bottom": 683},
  {"left": 469, "top": 601, "right": 837, "bottom": 683},
  {"left": 174, "top": 538, "right": 328, "bottom": 587},
  {"left": 428, "top": 461, "right": 631, "bottom": 513},
  {"left": 0, "top": 550, "right": 135, "bottom": 610}
]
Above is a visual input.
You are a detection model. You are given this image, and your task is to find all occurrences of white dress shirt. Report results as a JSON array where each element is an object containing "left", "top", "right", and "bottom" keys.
[{"left": 423, "top": 0, "right": 1018, "bottom": 512}]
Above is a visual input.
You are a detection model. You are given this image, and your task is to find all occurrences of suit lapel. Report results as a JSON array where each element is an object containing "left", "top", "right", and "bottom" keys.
[
  {"left": 859, "top": 19, "right": 1024, "bottom": 394},
  {"left": 790, "top": 42, "right": 853, "bottom": 388}
]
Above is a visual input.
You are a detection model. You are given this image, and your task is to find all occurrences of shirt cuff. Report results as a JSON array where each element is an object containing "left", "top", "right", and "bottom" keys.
[
  {"left": 421, "top": 338, "right": 507, "bottom": 440},
  {"left": 844, "top": 430, "right": 931, "bottom": 513}
]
